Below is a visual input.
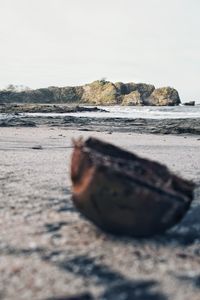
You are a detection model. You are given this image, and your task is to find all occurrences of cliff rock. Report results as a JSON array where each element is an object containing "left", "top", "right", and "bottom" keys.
[
  {"left": 148, "top": 87, "right": 181, "bottom": 106},
  {"left": 115, "top": 82, "right": 155, "bottom": 100},
  {"left": 121, "top": 91, "right": 143, "bottom": 106},
  {"left": 81, "top": 80, "right": 118, "bottom": 105}
]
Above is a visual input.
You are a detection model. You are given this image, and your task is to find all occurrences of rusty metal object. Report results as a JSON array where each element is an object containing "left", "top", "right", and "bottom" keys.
[{"left": 71, "top": 137, "right": 194, "bottom": 237}]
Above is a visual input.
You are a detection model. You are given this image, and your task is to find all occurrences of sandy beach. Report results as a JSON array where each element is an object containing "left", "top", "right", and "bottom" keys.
[{"left": 0, "top": 127, "right": 199, "bottom": 300}]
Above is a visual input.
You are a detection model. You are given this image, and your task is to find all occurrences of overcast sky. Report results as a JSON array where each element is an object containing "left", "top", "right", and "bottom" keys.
[{"left": 0, "top": 0, "right": 199, "bottom": 101}]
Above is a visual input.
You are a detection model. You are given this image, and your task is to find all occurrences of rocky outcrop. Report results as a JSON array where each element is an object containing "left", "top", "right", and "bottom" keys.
[
  {"left": 121, "top": 91, "right": 143, "bottom": 106},
  {"left": 183, "top": 101, "right": 195, "bottom": 106},
  {"left": 1, "top": 116, "right": 200, "bottom": 135},
  {"left": 148, "top": 87, "right": 181, "bottom": 106},
  {"left": 118, "top": 83, "right": 181, "bottom": 106},
  {"left": 81, "top": 80, "right": 118, "bottom": 105},
  {"left": 0, "top": 80, "right": 181, "bottom": 106},
  {"left": 115, "top": 82, "right": 155, "bottom": 100},
  {"left": 0, "top": 103, "right": 108, "bottom": 114}
]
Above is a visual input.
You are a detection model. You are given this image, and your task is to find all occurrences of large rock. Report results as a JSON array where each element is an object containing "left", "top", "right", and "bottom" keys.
[
  {"left": 148, "top": 87, "right": 180, "bottom": 106},
  {"left": 81, "top": 80, "right": 118, "bottom": 105},
  {"left": 121, "top": 91, "right": 143, "bottom": 106}
]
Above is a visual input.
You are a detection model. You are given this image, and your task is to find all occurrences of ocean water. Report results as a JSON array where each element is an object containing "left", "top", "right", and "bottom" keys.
[
  {"left": 0, "top": 105, "right": 200, "bottom": 120},
  {"left": 95, "top": 105, "right": 200, "bottom": 119}
]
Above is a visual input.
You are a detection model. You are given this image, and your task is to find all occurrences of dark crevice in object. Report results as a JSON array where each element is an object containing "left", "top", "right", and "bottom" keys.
[{"left": 85, "top": 136, "right": 138, "bottom": 161}]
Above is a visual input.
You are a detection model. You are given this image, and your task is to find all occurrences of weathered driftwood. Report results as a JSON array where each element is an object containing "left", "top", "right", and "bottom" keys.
[{"left": 71, "top": 137, "right": 194, "bottom": 237}]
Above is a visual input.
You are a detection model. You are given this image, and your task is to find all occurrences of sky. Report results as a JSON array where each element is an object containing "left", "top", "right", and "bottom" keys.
[{"left": 0, "top": 0, "right": 200, "bottom": 101}]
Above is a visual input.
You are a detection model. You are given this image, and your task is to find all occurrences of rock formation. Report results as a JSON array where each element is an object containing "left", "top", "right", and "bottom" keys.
[
  {"left": 183, "top": 101, "right": 195, "bottom": 106},
  {"left": 81, "top": 80, "right": 118, "bottom": 105},
  {"left": 121, "top": 91, "right": 143, "bottom": 106},
  {"left": 148, "top": 87, "right": 181, "bottom": 106},
  {"left": 0, "top": 80, "right": 181, "bottom": 106}
]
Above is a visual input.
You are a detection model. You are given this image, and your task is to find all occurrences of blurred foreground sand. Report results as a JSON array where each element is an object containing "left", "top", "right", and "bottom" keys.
[{"left": 0, "top": 127, "right": 200, "bottom": 300}]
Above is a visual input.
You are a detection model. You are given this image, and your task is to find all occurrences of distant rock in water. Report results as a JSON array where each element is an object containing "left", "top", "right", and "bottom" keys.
[
  {"left": 0, "top": 80, "right": 181, "bottom": 106},
  {"left": 183, "top": 101, "right": 195, "bottom": 106}
]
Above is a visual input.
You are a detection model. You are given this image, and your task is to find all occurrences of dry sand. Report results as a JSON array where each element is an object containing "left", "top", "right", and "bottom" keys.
[{"left": 0, "top": 127, "right": 200, "bottom": 300}]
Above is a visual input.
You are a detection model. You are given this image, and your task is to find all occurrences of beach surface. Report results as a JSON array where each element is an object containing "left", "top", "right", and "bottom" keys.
[{"left": 0, "top": 127, "right": 200, "bottom": 300}]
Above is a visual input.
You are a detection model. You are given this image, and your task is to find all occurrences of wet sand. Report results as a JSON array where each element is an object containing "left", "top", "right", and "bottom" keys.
[{"left": 0, "top": 127, "right": 200, "bottom": 300}]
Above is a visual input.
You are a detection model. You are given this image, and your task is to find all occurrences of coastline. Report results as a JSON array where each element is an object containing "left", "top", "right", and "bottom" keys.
[
  {"left": 0, "top": 127, "right": 200, "bottom": 299},
  {"left": 0, "top": 103, "right": 107, "bottom": 114}
]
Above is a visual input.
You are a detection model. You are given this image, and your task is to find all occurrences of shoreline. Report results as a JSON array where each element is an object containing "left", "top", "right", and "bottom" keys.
[{"left": 0, "top": 103, "right": 108, "bottom": 114}]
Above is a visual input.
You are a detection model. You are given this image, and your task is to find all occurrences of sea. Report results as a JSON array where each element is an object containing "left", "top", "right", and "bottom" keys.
[{"left": 0, "top": 105, "right": 200, "bottom": 120}]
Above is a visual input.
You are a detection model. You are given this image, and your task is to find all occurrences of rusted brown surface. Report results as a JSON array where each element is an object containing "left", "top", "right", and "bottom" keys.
[{"left": 71, "top": 137, "right": 194, "bottom": 237}]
